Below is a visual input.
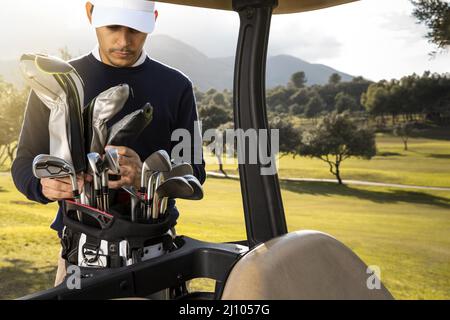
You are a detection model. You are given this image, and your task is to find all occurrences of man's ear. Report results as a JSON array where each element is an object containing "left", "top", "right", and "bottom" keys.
[
  {"left": 86, "top": 2, "right": 94, "bottom": 24},
  {"left": 154, "top": 10, "right": 158, "bottom": 22}
]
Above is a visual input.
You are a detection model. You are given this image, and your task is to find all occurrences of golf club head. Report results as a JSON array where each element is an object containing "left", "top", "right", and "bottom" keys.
[
  {"left": 20, "top": 54, "right": 73, "bottom": 166},
  {"left": 182, "top": 174, "right": 204, "bottom": 200},
  {"left": 155, "top": 177, "right": 194, "bottom": 200},
  {"left": 104, "top": 148, "right": 121, "bottom": 175},
  {"left": 35, "top": 54, "right": 75, "bottom": 74},
  {"left": 141, "top": 150, "right": 172, "bottom": 190},
  {"left": 32, "top": 154, "right": 75, "bottom": 180},
  {"left": 32, "top": 154, "right": 79, "bottom": 198},
  {"left": 21, "top": 53, "right": 86, "bottom": 173},
  {"left": 154, "top": 177, "right": 194, "bottom": 219},
  {"left": 162, "top": 162, "right": 194, "bottom": 180},
  {"left": 19, "top": 54, "right": 66, "bottom": 103},
  {"left": 89, "top": 84, "right": 130, "bottom": 154},
  {"left": 87, "top": 152, "right": 103, "bottom": 189},
  {"left": 106, "top": 103, "right": 153, "bottom": 147}
]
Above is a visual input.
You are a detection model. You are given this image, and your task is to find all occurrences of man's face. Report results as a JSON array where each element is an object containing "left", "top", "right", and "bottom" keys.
[{"left": 96, "top": 25, "right": 148, "bottom": 68}]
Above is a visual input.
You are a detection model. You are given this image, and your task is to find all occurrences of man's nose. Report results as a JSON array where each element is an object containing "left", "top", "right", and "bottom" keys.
[{"left": 116, "top": 27, "right": 132, "bottom": 47}]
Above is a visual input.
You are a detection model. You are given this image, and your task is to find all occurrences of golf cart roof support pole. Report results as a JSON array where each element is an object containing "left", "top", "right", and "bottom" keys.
[{"left": 232, "top": 0, "right": 288, "bottom": 248}]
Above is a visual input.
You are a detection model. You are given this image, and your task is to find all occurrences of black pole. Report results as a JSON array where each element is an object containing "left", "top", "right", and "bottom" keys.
[{"left": 232, "top": 0, "right": 288, "bottom": 248}]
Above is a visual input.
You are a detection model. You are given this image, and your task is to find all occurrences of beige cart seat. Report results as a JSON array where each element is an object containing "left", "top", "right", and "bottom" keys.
[{"left": 221, "top": 230, "right": 394, "bottom": 300}]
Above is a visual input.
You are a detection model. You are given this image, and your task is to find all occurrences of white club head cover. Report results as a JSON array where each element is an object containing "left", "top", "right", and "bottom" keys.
[
  {"left": 19, "top": 54, "right": 85, "bottom": 168},
  {"left": 90, "top": 84, "right": 129, "bottom": 154}
]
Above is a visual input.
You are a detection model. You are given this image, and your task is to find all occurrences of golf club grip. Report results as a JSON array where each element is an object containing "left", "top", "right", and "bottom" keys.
[
  {"left": 96, "top": 195, "right": 103, "bottom": 211},
  {"left": 102, "top": 186, "right": 109, "bottom": 212}
]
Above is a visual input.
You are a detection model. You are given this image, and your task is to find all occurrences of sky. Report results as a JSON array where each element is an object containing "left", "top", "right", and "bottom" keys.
[{"left": 0, "top": 0, "right": 448, "bottom": 81}]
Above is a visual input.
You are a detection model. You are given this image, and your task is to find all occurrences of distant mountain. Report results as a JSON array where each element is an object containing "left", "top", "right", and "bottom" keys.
[
  {"left": 266, "top": 54, "right": 353, "bottom": 88},
  {"left": 0, "top": 34, "right": 354, "bottom": 91}
]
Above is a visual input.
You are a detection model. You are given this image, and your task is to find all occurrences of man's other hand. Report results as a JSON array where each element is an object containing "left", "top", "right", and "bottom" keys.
[
  {"left": 105, "top": 145, "right": 142, "bottom": 190},
  {"left": 40, "top": 174, "right": 85, "bottom": 202}
]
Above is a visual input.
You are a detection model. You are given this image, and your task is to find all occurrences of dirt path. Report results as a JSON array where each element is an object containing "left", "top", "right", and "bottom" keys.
[
  {"left": 3, "top": 171, "right": 449, "bottom": 192},
  {"left": 206, "top": 172, "right": 450, "bottom": 192}
]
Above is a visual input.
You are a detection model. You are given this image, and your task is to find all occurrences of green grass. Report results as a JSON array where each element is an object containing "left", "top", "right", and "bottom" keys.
[
  {"left": 0, "top": 131, "right": 449, "bottom": 299},
  {"left": 206, "top": 133, "right": 450, "bottom": 188},
  {"left": 1, "top": 172, "right": 449, "bottom": 299}
]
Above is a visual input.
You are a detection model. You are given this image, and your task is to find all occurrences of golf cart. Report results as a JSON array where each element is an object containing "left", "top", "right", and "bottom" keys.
[{"left": 20, "top": 0, "right": 393, "bottom": 300}]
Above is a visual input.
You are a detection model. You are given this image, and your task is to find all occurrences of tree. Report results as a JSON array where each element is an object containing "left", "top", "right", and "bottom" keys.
[
  {"left": 198, "top": 105, "right": 231, "bottom": 132},
  {"left": 297, "top": 112, "right": 376, "bottom": 184},
  {"left": 411, "top": 0, "right": 450, "bottom": 55},
  {"left": 0, "top": 80, "right": 27, "bottom": 166},
  {"left": 361, "top": 83, "right": 390, "bottom": 124},
  {"left": 288, "top": 103, "right": 305, "bottom": 116},
  {"left": 329, "top": 73, "right": 342, "bottom": 85},
  {"left": 206, "top": 88, "right": 217, "bottom": 96},
  {"left": 289, "top": 87, "right": 310, "bottom": 106},
  {"left": 290, "top": 71, "right": 307, "bottom": 89},
  {"left": 334, "top": 92, "right": 359, "bottom": 113},
  {"left": 212, "top": 92, "right": 226, "bottom": 106},
  {"left": 304, "top": 94, "right": 325, "bottom": 120},
  {"left": 269, "top": 116, "right": 302, "bottom": 158},
  {"left": 393, "top": 122, "right": 414, "bottom": 151},
  {"left": 266, "top": 86, "right": 295, "bottom": 111}
]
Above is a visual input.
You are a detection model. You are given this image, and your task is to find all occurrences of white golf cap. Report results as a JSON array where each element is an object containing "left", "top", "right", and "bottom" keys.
[{"left": 91, "top": 0, "right": 156, "bottom": 34}]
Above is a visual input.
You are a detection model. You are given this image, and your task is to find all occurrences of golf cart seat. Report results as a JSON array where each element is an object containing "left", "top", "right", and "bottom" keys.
[{"left": 221, "top": 230, "right": 394, "bottom": 300}]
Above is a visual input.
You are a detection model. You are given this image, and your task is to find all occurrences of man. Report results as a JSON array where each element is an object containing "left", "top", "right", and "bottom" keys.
[{"left": 11, "top": 0, "right": 205, "bottom": 287}]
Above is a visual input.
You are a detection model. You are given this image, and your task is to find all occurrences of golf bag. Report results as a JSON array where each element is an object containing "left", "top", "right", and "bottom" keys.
[{"left": 60, "top": 200, "right": 179, "bottom": 269}]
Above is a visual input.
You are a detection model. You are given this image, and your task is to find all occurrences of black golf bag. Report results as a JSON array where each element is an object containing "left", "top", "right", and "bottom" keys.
[{"left": 60, "top": 199, "right": 179, "bottom": 269}]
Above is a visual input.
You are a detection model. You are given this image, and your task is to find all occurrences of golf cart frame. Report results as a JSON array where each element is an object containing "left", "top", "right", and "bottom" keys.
[{"left": 21, "top": 0, "right": 387, "bottom": 300}]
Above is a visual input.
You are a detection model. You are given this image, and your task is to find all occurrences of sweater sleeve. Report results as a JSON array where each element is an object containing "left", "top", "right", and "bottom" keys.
[
  {"left": 11, "top": 90, "right": 52, "bottom": 204},
  {"left": 171, "top": 80, "right": 206, "bottom": 184}
]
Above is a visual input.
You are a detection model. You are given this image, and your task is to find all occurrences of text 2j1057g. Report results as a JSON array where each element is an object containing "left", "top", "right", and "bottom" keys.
[{"left": 223, "top": 304, "right": 270, "bottom": 317}]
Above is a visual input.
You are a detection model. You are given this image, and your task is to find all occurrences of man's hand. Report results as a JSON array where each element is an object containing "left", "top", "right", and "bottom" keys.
[
  {"left": 40, "top": 174, "right": 85, "bottom": 202},
  {"left": 105, "top": 145, "right": 142, "bottom": 190}
]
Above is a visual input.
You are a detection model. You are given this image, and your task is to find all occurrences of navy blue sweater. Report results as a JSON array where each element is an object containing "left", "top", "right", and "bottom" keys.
[{"left": 11, "top": 53, "right": 205, "bottom": 235}]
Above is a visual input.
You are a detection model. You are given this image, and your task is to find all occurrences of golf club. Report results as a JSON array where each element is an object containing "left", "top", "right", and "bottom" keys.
[
  {"left": 140, "top": 150, "right": 172, "bottom": 219},
  {"left": 32, "top": 154, "right": 83, "bottom": 221},
  {"left": 106, "top": 103, "right": 153, "bottom": 147},
  {"left": 86, "top": 84, "right": 129, "bottom": 154},
  {"left": 153, "top": 177, "right": 193, "bottom": 221},
  {"left": 159, "top": 175, "right": 204, "bottom": 218},
  {"left": 162, "top": 162, "right": 194, "bottom": 180},
  {"left": 34, "top": 54, "right": 86, "bottom": 173},
  {"left": 101, "top": 148, "right": 121, "bottom": 212},
  {"left": 87, "top": 152, "right": 103, "bottom": 211},
  {"left": 20, "top": 54, "right": 73, "bottom": 167},
  {"left": 121, "top": 186, "right": 144, "bottom": 222}
]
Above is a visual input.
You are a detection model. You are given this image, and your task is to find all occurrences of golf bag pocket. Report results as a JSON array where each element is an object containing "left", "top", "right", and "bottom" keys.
[{"left": 61, "top": 200, "right": 178, "bottom": 268}]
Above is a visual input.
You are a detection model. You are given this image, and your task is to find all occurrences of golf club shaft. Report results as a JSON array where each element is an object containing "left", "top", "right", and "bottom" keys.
[
  {"left": 151, "top": 173, "right": 163, "bottom": 220},
  {"left": 67, "top": 175, "right": 83, "bottom": 222},
  {"left": 101, "top": 171, "right": 109, "bottom": 212},
  {"left": 159, "top": 197, "right": 168, "bottom": 218}
]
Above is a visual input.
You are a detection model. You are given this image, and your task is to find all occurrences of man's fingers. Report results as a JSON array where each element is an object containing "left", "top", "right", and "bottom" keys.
[
  {"left": 43, "top": 189, "right": 74, "bottom": 200},
  {"left": 53, "top": 177, "right": 71, "bottom": 186},
  {"left": 41, "top": 179, "right": 75, "bottom": 201},
  {"left": 106, "top": 145, "right": 138, "bottom": 159},
  {"left": 43, "top": 178, "right": 73, "bottom": 192},
  {"left": 85, "top": 174, "right": 93, "bottom": 183},
  {"left": 108, "top": 176, "right": 133, "bottom": 190}
]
